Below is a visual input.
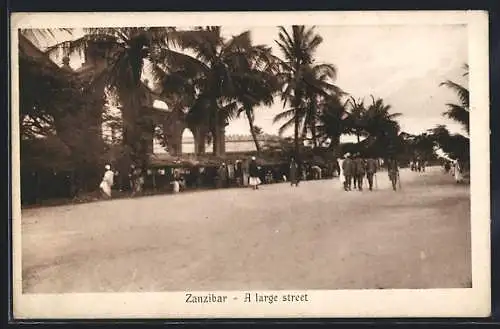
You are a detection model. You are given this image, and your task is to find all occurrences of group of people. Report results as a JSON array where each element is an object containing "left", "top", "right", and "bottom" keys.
[
  {"left": 410, "top": 157, "right": 427, "bottom": 172},
  {"left": 338, "top": 153, "right": 400, "bottom": 191},
  {"left": 443, "top": 159, "right": 465, "bottom": 183},
  {"left": 339, "top": 153, "right": 379, "bottom": 191},
  {"left": 98, "top": 152, "right": 403, "bottom": 198},
  {"left": 99, "top": 163, "right": 145, "bottom": 199}
]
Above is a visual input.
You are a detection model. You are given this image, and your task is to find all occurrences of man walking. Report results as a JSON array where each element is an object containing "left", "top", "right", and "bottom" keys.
[
  {"left": 342, "top": 153, "right": 354, "bottom": 191},
  {"left": 248, "top": 156, "right": 261, "bottom": 190},
  {"left": 289, "top": 156, "right": 299, "bottom": 187},
  {"left": 365, "top": 156, "right": 378, "bottom": 191},
  {"left": 353, "top": 154, "right": 366, "bottom": 191},
  {"left": 387, "top": 157, "right": 399, "bottom": 191}
]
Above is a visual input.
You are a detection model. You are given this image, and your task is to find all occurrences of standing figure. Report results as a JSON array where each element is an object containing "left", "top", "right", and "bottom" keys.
[
  {"left": 311, "top": 165, "right": 322, "bottom": 180},
  {"left": 338, "top": 156, "right": 345, "bottom": 187},
  {"left": 99, "top": 164, "right": 114, "bottom": 198},
  {"left": 289, "top": 156, "right": 299, "bottom": 187},
  {"left": 248, "top": 156, "right": 261, "bottom": 190},
  {"left": 454, "top": 159, "right": 463, "bottom": 183},
  {"left": 342, "top": 154, "right": 354, "bottom": 191},
  {"left": 365, "top": 156, "right": 378, "bottom": 191},
  {"left": 444, "top": 161, "right": 451, "bottom": 173},
  {"left": 129, "top": 164, "right": 136, "bottom": 194},
  {"left": 235, "top": 160, "right": 243, "bottom": 186},
  {"left": 387, "top": 158, "right": 399, "bottom": 191},
  {"left": 134, "top": 167, "right": 144, "bottom": 195},
  {"left": 353, "top": 154, "right": 366, "bottom": 191},
  {"left": 218, "top": 163, "right": 228, "bottom": 188}
]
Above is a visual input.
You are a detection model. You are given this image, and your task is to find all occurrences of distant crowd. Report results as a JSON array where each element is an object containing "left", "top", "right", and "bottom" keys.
[{"left": 98, "top": 153, "right": 407, "bottom": 199}]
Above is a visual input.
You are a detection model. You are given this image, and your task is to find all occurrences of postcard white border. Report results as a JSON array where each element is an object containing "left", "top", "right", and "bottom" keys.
[{"left": 10, "top": 10, "right": 490, "bottom": 319}]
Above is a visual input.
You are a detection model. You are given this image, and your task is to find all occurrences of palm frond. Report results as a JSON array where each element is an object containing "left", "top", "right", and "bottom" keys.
[
  {"left": 273, "top": 108, "right": 296, "bottom": 124},
  {"left": 278, "top": 117, "right": 296, "bottom": 136},
  {"left": 443, "top": 103, "right": 469, "bottom": 133},
  {"left": 439, "top": 80, "right": 469, "bottom": 108},
  {"left": 223, "top": 30, "right": 252, "bottom": 54}
]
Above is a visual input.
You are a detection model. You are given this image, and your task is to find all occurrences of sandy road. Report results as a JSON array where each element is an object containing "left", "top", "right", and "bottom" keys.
[{"left": 20, "top": 166, "right": 471, "bottom": 293}]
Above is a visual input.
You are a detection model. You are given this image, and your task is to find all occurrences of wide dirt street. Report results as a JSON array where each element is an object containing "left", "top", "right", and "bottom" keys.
[{"left": 21, "top": 166, "right": 471, "bottom": 293}]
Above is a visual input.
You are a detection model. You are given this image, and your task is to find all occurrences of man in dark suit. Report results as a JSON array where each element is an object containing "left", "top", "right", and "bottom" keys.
[
  {"left": 387, "top": 157, "right": 399, "bottom": 191},
  {"left": 353, "top": 153, "right": 366, "bottom": 191},
  {"left": 342, "top": 153, "right": 354, "bottom": 191},
  {"left": 365, "top": 156, "right": 378, "bottom": 191}
]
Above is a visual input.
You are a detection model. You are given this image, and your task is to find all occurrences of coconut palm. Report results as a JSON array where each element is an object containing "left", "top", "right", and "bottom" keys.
[
  {"left": 363, "top": 96, "right": 402, "bottom": 156},
  {"left": 345, "top": 96, "right": 367, "bottom": 143},
  {"left": 364, "top": 95, "right": 402, "bottom": 136},
  {"left": 46, "top": 27, "right": 174, "bottom": 166},
  {"left": 299, "top": 64, "right": 344, "bottom": 147},
  {"left": 231, "top": 45, "right": 281, "bottom": 153},
  {"left": 273, "top": 25, "right": 342, "bottom": 157},
  {"left": 155, "top": 27, "right": 273, "bottom": 156},
  {"left": 439, "top": 63, "right": 469, "bottom": 134},
  {"left": 315, "top": 96, "right": 350, "bottom": 155}
]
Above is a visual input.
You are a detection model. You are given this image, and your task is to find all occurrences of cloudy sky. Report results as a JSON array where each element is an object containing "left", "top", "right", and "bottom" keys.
[
  {"left": 221, "top": 25, "right": 468, "bottom": 139},
  {"left": 36, "top": 24, "right": 468, "bottom": 140}
]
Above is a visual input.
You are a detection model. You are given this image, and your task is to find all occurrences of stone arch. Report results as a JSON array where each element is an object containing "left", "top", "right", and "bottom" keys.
[{"left": 180, "top": 128, "right": 195, "bottom": 154}]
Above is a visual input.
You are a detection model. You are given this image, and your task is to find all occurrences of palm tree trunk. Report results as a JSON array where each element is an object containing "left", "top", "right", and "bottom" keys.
[
  {"left": 293, "top": 94, "right": 302, "bottom": 159},
  {"left": 311, "top": 123, "right": 318, "bottom": 148},
  {"left": 193, "top": 127, "right": 206, "bottom": 155},
  {"left": 245, "top": 108, "right": 261, "bottom": 153},
  {"left": 212, "top": 100, "right": 222, "bottom": 157},
  {"left": 294, "top": 111, "right": 300, "bottom": 157},
  {"left": 300, "top": 122, "right": 308, "bottom": 147},
  {"left": 331, "top": 135, "right": 341, "bottom": 157}
]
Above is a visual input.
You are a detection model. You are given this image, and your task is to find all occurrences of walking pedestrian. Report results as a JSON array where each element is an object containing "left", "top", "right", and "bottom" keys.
[
  {"left": 289, "top": 156, "right": 299, "bottom": 187},
  {"left": 342, "top": 153, "right": 354, "bottom": 191},
  {"left": 387, "top": 157, "right": 399, "bottom": 191},
  {"left": 99, "top": 164, "right": 114, "bottom": 199},
  {"left": 248, "top": 156, "right": 261, "bottom": 190},
  {"left": 129, "top": 164, "right": 136, "bottom": 194},
  {"left": 353, "top": 154, "right": 366, "bottom": 191},
  {"left": 365, "top": 156, "right": 378, "bottom": 191},
  {"left": 134, "top": 167, "right": 144, "bottom": 195},
  {"left": 338, "top": 156, "right": 345, "bottom": 187},
  {"left": 453, "top": 159, "right": 463, "bottom": 183}
]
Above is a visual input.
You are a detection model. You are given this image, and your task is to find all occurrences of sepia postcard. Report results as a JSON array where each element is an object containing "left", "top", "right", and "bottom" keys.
[{"left": 10, "top": 10, "right": 490, "bottom": 319}]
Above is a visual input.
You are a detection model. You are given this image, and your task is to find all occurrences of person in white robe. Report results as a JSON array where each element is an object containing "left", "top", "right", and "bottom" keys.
[
  {"left": 454, "top": 160, "right": 463, "bottom": 183},
  {"left": 338, "top": 154, "right": 348, "bottom": 188},
  {"left": 100, "top": 164, "right": 114, "bottom": 198}
]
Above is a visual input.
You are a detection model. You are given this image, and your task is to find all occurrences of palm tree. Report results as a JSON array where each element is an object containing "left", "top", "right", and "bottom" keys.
[
  {"left": 439, "top": 63, "right": 469, "bottom": 134},
  {"left": 299, "top": 64, "right": 343, "bottom": 147},
  {"left": 345, "top": 96, "right": 367, "bottom": 143},
  {"left": 363, "top": 95, "right": 402, "bottom": 156},
  {"left": 231, "top": 45, "right": 280, "bottom": 153},
  {"left": 316, "top": 96, "right": 349, "bottom": 155},
  {"left": 156, "top": 27, "right": 271, "bottom": 156},
  {"left": 46, "top": 27, "right": 174, "bottom": 167},
  {"left": 274, "top": 26, "right": 342, "bottom": 157},
  {"left": 19, "top": 28, "right": 74, "bottom": 49}
]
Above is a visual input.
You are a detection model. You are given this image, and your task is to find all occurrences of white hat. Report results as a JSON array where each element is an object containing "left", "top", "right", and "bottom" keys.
[
  {"left": 251, "top": 156, "right": 256, "bottom": 160},
  {"left": 105, "top": 164, "right": 111, "bottom": 170}
]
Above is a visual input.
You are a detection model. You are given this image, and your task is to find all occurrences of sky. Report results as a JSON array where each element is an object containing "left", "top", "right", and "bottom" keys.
[
  {"left": 34, "top": 24, "right": 469, "bottom": 142},
  {"left": 220, "top": 25, "right": 468, "bottom": 140}
]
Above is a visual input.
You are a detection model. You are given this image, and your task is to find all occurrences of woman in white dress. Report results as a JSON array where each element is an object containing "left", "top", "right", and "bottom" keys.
[
  {"left": 100, "top": 164, "right": 114, "bottom": 198},
  {"left": 338, "top": 153, "right": 348, "bottom": 189},
  {"left": 454, "top": 160, "right": 463, "bottom": 183},
  {"left": 248, "top": 156, "right": 261, "bottom": 190}
]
